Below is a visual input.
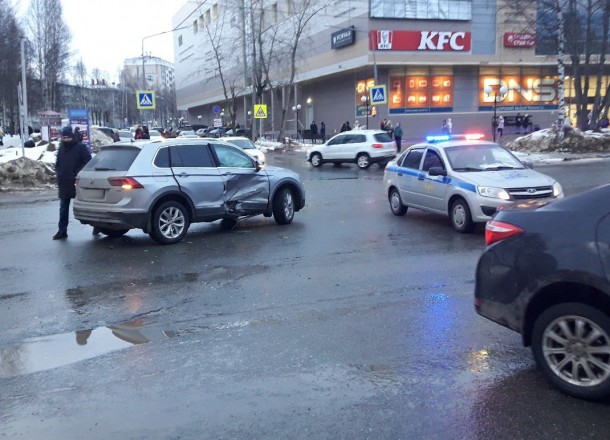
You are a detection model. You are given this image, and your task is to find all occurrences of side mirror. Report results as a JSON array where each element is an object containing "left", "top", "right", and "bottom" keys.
[
  {"left": 255, "top": 159, "right": 262, "bottom": 172},
  {"left": 428, "top": 166, "right": 447, "bottom": 177}
]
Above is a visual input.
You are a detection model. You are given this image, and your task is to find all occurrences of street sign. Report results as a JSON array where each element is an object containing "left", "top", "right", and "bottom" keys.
[
  {"left": 370, "top": 85, "right": 387, "bottom": 105},
  {"left": 254, "top": 104, "right": 267, "bottom": 119},
  {"left": 213, "top": 105, "right": 221, "bottom": 113},
  {"left": 136, "top": 90, "right": 156, "bottom": 110}
]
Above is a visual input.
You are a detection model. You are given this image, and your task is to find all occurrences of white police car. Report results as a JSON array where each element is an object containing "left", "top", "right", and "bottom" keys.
[{"left": 383, "top": 134, "right": 563, "bottom": 232}]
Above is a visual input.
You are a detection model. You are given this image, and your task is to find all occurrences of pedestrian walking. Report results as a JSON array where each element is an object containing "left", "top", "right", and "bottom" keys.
[
  {"left": 53, "top": 126, "right": 92, "bottom": 240},
  {"left": 515, "top": 113, "right": 523, "bottom": 134},
  {"left": 523, "top": 115, "right": 530, "bottom": 133},
  {"left": 497, "top": 115, "right": 505, "bottom": 137},
  {"left": 73, "top": 126, "right": 83, "bottom": 142},
  {"left": 446, "top": 118, "right": 452, "bottom": 135},
  {"left": 319, "top": 121, "right": 326, "bottom": 142},
  {"left": 441, "top": 119, "right": 448, "bottom": 134},
  {"left": 393, "top": 122, "right": 403, "bottom": 152},
  {"left": 309, "top": 120, "right": 318, "bottom": 142}
]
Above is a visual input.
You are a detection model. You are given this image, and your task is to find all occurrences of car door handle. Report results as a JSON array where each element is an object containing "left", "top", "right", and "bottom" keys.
[
  {"left": 417, "top": 175, "right": 425, "bottom": 180},
  {"left": 176, "top": 172, "right": 189, "bottom": 178},
  {"left": 397, "top": 172, "right": 403, "bottom": 176}
]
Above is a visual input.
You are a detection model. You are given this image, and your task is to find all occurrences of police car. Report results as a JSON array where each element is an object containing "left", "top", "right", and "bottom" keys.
[{"left": 383, "top": 134, "right": 563, "bottom": 232}]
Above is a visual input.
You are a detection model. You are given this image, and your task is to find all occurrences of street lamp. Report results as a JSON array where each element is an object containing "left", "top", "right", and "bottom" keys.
[
  {"left": 292, "top": 104, "right": 301, "bottom": 139},
  {"left": 484, "top": 84, "right": 508, "bottom": 142},
  {"left": 220, "top": 111, "right": 225, "bottom": 126},
  {"left": 361, "top": 95, "right": 370, "bottom": 129},
  {"left": 247, "top": 110, "right": 252, "bottom": 129}
]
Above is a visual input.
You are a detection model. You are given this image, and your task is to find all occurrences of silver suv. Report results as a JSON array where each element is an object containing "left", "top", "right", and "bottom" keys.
[{"left": 73, "top": 139, "right": 306, "bottom": 244}]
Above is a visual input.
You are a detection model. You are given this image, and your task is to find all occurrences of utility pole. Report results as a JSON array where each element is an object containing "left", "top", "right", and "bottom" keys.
[{"left": 19, "top": 37, "right": 29, "bottom": 157}]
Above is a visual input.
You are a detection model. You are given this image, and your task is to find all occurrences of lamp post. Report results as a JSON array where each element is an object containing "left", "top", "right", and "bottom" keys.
[
  {"left": 484, "top": 85, "right": 508, "bottom": 142},
  {"left": 247, "top": 110, "right": 252, "bottom": 130},
  {"left": 361, "top": 95, "right": 370, "bottom": 129},
  {"left": 292, "top": 104, "right": 301, "bottom": 139},
  {"left": 220, "top": 111, "right": 225, "bottom": 126}
]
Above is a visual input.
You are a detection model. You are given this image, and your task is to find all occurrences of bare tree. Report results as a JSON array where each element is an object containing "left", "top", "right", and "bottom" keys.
[
  {"left": 502, "top": 0, "right": 610, "bottom": 132},
  {"left": 262, "top": 0, "right": 330, "bottom": 142},
  {"left": 0, "top": 0, "right": 24, "bottom": 134},
  {"left": 26, "top": 0, "right": 72, "bottom": 111}
]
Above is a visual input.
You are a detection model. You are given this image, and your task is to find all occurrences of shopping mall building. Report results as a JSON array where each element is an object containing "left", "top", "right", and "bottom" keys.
[{"left": 172, "top": 0, "right": 609, "bottom": 141}]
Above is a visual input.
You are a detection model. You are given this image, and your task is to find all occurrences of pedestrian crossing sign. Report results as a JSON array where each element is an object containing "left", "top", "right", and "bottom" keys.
[
  {"left": 136, "top": 90, "right": 156, "bottom": 110},
  {"left": 370, "top": 85, "right": 387, "bottom": 105},
  {"left": 254, "top": 104, "right": 268, "bottom": 119}
]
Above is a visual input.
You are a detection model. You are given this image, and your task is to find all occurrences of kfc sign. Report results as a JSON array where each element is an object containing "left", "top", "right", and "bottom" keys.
[
  {"left": 504, "top": 33, "right": 536, "bottom": 47},
  {"left": 418, "top": 32, "right": 468, "bottom": 51},
  {"left": 370, "top": 30, "right": 471, "bottom": 52}
]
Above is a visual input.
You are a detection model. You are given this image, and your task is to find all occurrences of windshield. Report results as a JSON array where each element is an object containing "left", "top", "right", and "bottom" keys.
[
  {"left": 225, "top": 139, "right": 255, "bottom": 150},
  {"left": 446, "top": 144, "right": 525, "bottom": 172}
]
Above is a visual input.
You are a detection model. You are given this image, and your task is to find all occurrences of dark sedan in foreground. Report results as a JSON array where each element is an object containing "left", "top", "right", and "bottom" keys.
[{"left": 475, "top": 184, "right": 610, "bottom": 400}]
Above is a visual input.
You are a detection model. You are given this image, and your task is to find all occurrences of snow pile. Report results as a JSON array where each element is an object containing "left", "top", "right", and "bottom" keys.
[
  {"left": 0, "top": 157, "right": 56, "bottom": 190},
  {"left": 509, "top": 127, "right": 610, "bottom": 153}
]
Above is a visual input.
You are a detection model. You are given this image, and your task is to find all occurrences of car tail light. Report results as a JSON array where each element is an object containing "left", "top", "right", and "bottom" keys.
[
  {"left": 485, "top": 220, "right": 524, "bottom": 245},
  {"left": 108, "top": 177, "right": 144, "bottom": 190},
  {"left": 372, "top": 143, "right": 383, "bottom": 148}
]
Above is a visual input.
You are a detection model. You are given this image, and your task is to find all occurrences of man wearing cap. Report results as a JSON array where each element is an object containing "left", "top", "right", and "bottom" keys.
[{"left": 53, "top": 126, "right": 91, "bottom": 240}]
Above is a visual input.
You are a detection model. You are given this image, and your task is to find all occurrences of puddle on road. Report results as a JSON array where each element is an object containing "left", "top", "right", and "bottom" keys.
[{"left": 0, "top": 319, "right": 177, "bottom": 379}]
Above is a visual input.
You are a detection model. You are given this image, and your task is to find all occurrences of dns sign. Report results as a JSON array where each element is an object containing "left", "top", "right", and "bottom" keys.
[{"left": 480, "top": 76, "right": 557, "bottom": 106}]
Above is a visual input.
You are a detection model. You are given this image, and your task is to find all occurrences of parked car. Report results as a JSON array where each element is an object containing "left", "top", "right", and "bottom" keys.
[
  {"left": 475, "top": 183, "right": 610, "bottom": 400},
  {"left": 148, "top": 129, "right": 163, "bottom": 140},
  {"left": 383, "top": 136, "right": 563, "bottom": 232},
  {"left": 73, "top": 138, "right": 306, "bottom": 245},
  {"left": 117, "top": 129, "right": 134, "bottom": 140},
  {"left": 93, "top": 126, "right": 120, "bottom": 142},
  {"left": 208, "top": 127, "right": 229, "bottom": 138},
  {"left": 223, "top": 128, "right": 252, "bottom": 139},
  {"left": 306, "top": 129, "right": 396, "bottom": 169},
  {"left": 177, "top": 130, "right": 198, "bottom": 138},
  {"left": 222, "top": 136, "right": 265, "bottom": 165},
  {"left": 196, "top": 127, "right": 210, "bottom": 137}
]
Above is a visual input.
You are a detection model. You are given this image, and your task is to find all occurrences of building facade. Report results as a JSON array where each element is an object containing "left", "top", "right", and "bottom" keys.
[{"left": 172, "top": 0, "right": 609, "bottom": 141}]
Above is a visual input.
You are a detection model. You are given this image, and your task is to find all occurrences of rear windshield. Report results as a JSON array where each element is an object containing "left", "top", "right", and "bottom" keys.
[
  {"left": 374, "top": 132, "right": 393, "bottom": 142},
  {"left": 225, "top": 139, "right": 255, "bottom": 150},
  {"left": 82, "top": 147, "right": 140, "bottom": 172}
]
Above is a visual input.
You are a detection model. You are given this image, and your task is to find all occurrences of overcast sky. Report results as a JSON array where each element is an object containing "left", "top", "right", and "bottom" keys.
[{"left": 13, "top": 0, "right": 182, "bottom": 82}]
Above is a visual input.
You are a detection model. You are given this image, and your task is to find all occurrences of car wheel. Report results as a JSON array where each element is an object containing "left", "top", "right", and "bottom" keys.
[
  {"left": 450, "top": 198, "right": 474, "bottom": 233},
  {"left": 98, "top": 228, "right": 129, "bottom": 238},
  {"left": 149, "top": 201, "right": 190, "bottom": 245},
  {"left": 220, "top": 217, "right": 238, "bottom": 231},
  {"left": 273, "top": 187, "right": 295, "bottom": 225},
  {"left": 389, "top": 188, "right": 408, "bottom": 216},
  {"left": 310, "top": 153, "right": 322, "bottom": 167},
  {"left": 356, "top": 154, "right": 371, "bottom": 169},
  {"left": 532, "top": 303, "right": 610, "bottom": 400}
]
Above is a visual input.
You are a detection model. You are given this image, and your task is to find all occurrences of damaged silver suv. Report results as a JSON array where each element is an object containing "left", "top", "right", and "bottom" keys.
[{"left": 73, "top": 138, "right": 306, "bottom": 244}]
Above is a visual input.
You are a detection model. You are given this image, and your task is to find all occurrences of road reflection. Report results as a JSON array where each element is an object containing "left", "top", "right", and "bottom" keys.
[{"left": 0, "top": 319, "right": 176, "bottom": 378}]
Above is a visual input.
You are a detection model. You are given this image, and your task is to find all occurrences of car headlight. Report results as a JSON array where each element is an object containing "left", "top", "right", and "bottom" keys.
[
  {"left": 553, "top": 181, "right": 563, "bottom": 197},
  {"left": 478, "top": 186, "right": 510, "bottom": 200}
]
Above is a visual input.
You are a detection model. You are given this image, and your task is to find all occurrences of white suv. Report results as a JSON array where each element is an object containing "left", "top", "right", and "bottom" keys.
[{"left": 306, "top": 129, "right": 396, "bottom": 169}]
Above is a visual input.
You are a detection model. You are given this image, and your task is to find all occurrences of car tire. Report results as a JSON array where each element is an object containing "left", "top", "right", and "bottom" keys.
[
  {"left": 356, "top": 154, "right": 371, "bottom": 169},
  {"left": 389, "top": 188, "right": 408, "bottom": 216},
  {"left": 310, "top": 153, "right": 322, "bottom": 167},
  {"left": 450, "top": 198, "right": 474, "bottom": 233},
  {"left": 272, "top": 187, "right": 295, "bottom": 225},
  {"left": 531, "top": 303, "right": 610, "bottom": 400},
  {"left": 98, "top": 228, "right": 129, "bottom": 238},
  {"left": 149, "top": 200, "right": 190, "bottom": 245},
  {"left": 220, "top": 217, "right": 238, "bottom": 231}
]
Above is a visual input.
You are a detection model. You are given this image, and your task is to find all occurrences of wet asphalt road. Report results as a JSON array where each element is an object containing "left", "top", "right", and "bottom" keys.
[{"left": 1, "top": 152, "right": 609, "bottom": 439}]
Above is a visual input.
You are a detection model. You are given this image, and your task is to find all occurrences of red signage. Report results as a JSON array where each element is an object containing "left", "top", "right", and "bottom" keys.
[
  {"left": 370, "top": 30, "right": 471, "bottom": 52},
  {"left": 504, "top": 33, "right": 536, "bottom": 47}
]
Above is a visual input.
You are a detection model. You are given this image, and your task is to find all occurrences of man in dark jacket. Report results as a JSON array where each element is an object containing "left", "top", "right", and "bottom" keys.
[{"left": 53, "top": 126, "right": 92, "bottom": 240}]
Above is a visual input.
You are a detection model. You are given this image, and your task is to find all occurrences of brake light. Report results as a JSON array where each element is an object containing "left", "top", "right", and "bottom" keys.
[
  {"left": 485, "top": 220, "right": 524, "bottom": 245},
  {"left": 108, "top": 177, "right": 144, "bottom": 190},
  {"left": 372, "top": 143, "right": 383, "bottom": 149}
]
